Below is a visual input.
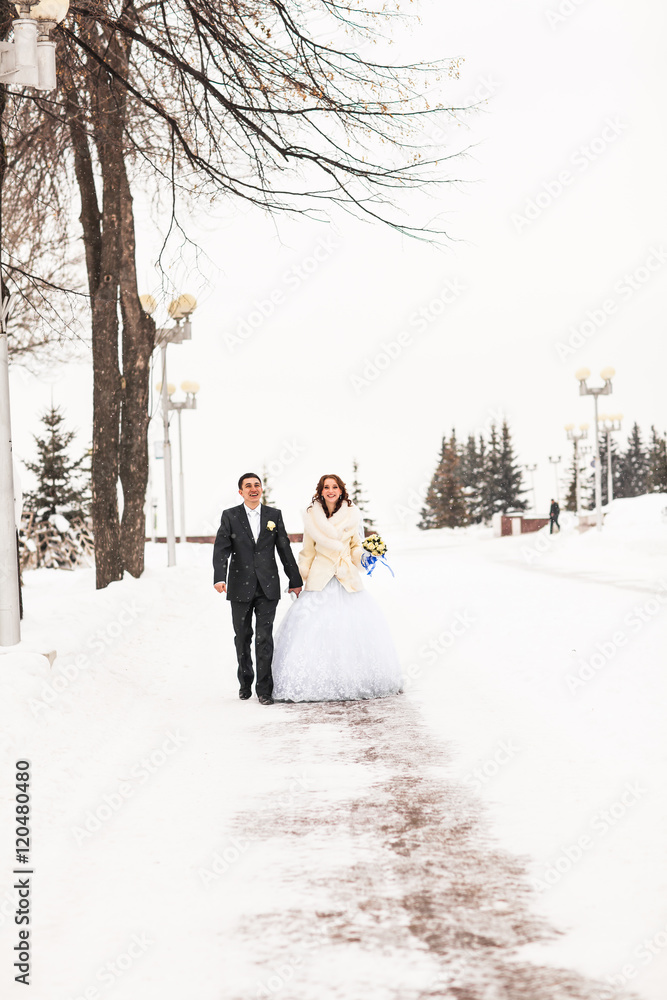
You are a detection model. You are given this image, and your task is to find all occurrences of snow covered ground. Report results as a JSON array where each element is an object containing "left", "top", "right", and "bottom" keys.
[{"left": 1, "top": 495, "right": 665, "bottom": 1000}]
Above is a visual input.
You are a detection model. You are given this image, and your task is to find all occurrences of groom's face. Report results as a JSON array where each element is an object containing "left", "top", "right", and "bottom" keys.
[{"left": 239, "top": 478, "right": 263, "bottom": 507}]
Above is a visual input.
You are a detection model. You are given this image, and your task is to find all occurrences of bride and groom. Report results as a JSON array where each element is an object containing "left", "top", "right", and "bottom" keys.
[{"left": 213, "top": 472, "right": 403, "bottom": 704}]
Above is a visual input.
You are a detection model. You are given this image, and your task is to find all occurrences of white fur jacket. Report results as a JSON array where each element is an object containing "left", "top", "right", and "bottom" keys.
[{"left": 298, "top": 501, "right": 365, "bottom": 593}]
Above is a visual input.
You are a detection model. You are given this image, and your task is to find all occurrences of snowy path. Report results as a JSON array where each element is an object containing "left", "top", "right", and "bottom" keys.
[
  {"left": 1, "top": 517, "right": 664, "bottom": 1000},
  {"left": 190, "top": 695, "right": 643, "bottom": 1000}
]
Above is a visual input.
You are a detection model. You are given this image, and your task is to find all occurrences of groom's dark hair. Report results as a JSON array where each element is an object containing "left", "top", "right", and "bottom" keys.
[{"left": 238, "top": 472, "right": 262, "bottom": 489}]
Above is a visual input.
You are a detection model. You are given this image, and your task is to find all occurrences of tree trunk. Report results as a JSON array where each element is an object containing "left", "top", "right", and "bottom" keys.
[
  {"left": 91, "top": 64, "right": 127, "bottom": 588},
  {"left": 65, "top": 24, "right": 132, "bottom": 589},
  {"left": 90, "top": 288, "right": 123, "bottom": 588},
  {"left": 119, "top": 165, "right": 155, "bottom": 577},
  {"left": 67, "top": 59, "right": 124, "bottom": 585}
]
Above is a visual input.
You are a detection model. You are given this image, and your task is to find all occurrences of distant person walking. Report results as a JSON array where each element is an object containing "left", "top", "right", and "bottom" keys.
[{"left": 549, "top": 499, "right": 560, "bottom": 534}]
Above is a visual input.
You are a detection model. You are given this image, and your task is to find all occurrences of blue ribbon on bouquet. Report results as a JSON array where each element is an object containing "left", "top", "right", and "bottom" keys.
[{"left": 361, "top": 552, "right": 395, "bottom": 578}]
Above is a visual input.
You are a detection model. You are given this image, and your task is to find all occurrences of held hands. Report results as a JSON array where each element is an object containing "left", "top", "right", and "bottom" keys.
[{"left": 215, "top": 582, "right": 301, "bottom": 596}]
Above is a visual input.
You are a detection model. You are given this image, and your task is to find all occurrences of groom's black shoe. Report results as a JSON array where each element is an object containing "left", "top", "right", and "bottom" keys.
[
  {"left": 258, "top": 694, "right": 274, "bottom": 705},
  {"left": 239, "top": 688, "right": 252, "bottom": 700}
]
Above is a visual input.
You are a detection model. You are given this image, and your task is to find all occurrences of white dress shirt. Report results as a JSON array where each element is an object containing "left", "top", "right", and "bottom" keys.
[{"left": 244, "top": 503, "right": 261, "bottom": 541}]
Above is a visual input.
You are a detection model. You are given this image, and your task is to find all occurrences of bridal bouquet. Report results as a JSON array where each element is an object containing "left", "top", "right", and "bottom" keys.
[{"left": 361, "top": 533, "right": 395, "bottom": 577}]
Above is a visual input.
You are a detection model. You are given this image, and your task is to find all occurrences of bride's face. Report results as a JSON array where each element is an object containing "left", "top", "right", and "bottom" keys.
[{"left": 322, "top": 478, "right": 342, "bottom": 505}]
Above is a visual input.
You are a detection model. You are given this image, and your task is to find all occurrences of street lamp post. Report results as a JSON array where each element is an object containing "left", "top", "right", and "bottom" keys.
[
  {"left": 598, "top": 413, "right": 623, "bottom": 506},
  {"left": 0, "top": 304, "right": 20, "bottom": 646},
  {"left": 564, "top": 423, "right": 588, "bottom": 514},
  {"left": 176, "top": 407, "right": 184, "bottom": 543},
  {"left": 524, "top": 463, "right": 538, "bottom": 512},
  {"left": 548, "top": 455, "right": 561, "bottom": 504},
  {"left": 0, "top": 0, "right": 70, "bottom": 646},
  {"left": 169, "top": 381, "right": 199, "bottom": 544},
  {"left": 1, "top": 1, "right": 70, "bottom": 91},
  {"left": 159, "top": 369, "right": 176, "bottom": 566},
  {"left": 575, "top": 367, "right": 615, "bottom": 531},
  {"left": 141, "top": 293, "right": 197, "bottom": 567}
]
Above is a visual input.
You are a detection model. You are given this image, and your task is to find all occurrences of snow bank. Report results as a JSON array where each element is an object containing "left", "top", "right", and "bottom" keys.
[
  {"left": 0, "top": 508, "right": 665, "bottom": 1000},
  {"left": 603, "top": 493, "right": 667, "bottom": 532}
]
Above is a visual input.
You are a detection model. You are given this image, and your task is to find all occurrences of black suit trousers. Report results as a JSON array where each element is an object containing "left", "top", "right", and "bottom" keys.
[{"left": 230, "top": 581, "right": 279, "bottom": 696}]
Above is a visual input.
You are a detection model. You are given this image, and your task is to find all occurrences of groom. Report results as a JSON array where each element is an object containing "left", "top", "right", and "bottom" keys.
[{"left": 213, "top": 473, "right": 302, "bottom": 704}]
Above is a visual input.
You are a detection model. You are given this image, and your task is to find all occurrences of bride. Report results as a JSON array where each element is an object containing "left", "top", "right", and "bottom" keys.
[{"left": 272, "top": 474, "right": 403, "bottom": 702}]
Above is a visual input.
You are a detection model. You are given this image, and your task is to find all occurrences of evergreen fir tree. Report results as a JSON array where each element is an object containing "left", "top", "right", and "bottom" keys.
[
  {"left": 475, "top": 434, "right": 487, "bottom": 521},
  {"left": 350, "top": 459, "right": 376, "bottom": 530},
  {"left": 449, "top": 429, "right": 469, "bottom": 526},
  {"left": 418, "top": 431, "right": 468, "bottom": 529},
  {"left": 457, "top": 435, "right": 473, "bottom": 491},
  {"left": 563, "top": 442, "right": 594, "bottom": 512},
  {"left": 646, "top": 426, "right": 667, "bottom": 493},
  {"left": 497, "top": 420, "right": 528, "bottom": 512},
  {"left": 24, "top": 404, "right": 89, "bottom": 520},
  {"left": 580, "top": 449, "right": 596, "bottom": 510},
  {"left": 459, "top": 435, "right": 483, "bottom": 524},
  {"left": 419, "top": 437, "right": 446, "bottom": 530},
  {"left": 563, "top": 450, "right": 578, "bottom": 513},
  {"left": 479, "top": 423, "right": 502, "bottom": 522},
  {"left": 616, "top": 423, "right": 649, "bottom": 497}
]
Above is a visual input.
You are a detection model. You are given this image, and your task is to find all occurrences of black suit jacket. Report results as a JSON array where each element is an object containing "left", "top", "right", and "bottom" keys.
[{"left": 212, "top": 503, "right": 302, "bottom": 602}]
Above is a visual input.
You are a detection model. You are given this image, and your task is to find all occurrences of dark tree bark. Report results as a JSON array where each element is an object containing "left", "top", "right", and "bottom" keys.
[
  {"left": 119, "top": 164, "right": 154, "bottom": 578},
  {"left": 64, "top": 23, "right": 131, "bottom": 588}
]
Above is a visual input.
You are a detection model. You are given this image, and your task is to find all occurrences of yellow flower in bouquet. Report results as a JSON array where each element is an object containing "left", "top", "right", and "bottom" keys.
[
  {"left": 362, "top": 533, "right": 387, "bottom": 556},
  {"left": 361, "top": 532, "right": 394, "bottom": 578}
]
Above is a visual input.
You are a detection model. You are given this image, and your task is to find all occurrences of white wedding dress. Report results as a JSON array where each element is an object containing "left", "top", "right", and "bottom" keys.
[{"left": 272, "top": 576, "right": 404, "bottom": 702}]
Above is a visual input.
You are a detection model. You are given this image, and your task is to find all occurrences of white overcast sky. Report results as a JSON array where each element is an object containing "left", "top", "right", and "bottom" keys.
[{"left": 10, "top": 0, "right": 667, "bottom": 535}]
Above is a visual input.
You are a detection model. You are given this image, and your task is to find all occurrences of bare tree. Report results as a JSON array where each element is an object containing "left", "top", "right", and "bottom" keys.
[
  {"left": 3, "top": 0, "right": 468, "bottom": 588},
  {"left": 1, "top": 177, "right": 87, "bottom": 369}
]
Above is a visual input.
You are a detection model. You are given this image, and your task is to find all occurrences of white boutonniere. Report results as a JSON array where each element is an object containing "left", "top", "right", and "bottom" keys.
[{"left": 267, "top": 520, "right": 276, "bottom": 531}]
